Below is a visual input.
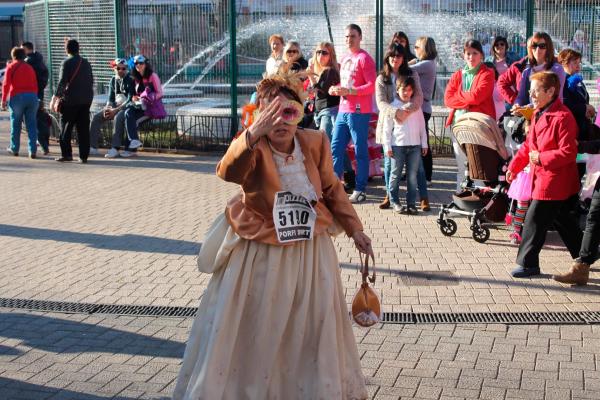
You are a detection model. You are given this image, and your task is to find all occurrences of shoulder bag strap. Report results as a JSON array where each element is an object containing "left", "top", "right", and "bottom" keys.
[{"left": 65, "top": 58, "right": 83, "bottom": 92}]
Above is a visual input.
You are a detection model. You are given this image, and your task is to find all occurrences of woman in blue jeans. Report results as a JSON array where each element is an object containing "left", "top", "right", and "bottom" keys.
[
  {"left": 307, "top": 42, "right": 340, "bottom": 142},
  {"left": 122, "top": 55, "right": 163, "bottom": 157},
  {"left": 1, "top": 47, "right": 39, "bottom": 158}
]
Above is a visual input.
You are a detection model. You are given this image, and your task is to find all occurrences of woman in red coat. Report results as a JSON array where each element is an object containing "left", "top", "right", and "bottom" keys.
[
  {"left": 506, "top": 71, "right": 582, "bottom": 278},
  {"left": 444, "top": 39, "right": 496, "bottom": 191}
]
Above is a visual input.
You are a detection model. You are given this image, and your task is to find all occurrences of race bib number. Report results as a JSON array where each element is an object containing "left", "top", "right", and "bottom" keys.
[{"left": 272, "top": 191, "right": 317, "bottom": 243}]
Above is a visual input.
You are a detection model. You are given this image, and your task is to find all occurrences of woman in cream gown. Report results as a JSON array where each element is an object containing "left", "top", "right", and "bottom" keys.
[{"left": 173, "top": 73, "right": 373, "bottom": 400}]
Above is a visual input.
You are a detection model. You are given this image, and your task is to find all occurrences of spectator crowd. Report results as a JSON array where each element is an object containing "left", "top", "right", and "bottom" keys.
[{"left": 2, "top": 27, "right": 600, "bottom": 286}]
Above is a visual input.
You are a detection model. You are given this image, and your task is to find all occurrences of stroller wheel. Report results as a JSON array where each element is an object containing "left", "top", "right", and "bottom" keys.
[
  {"left": 472, "top": 226, "right": 490, "bottom": 243},
  {"left": 439, "top": 219, "right": 457, "bottom": 236}
]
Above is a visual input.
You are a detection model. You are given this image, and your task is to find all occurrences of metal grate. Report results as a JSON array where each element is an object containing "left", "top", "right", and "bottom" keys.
[
  {"left": 381, "top": 312, "right": 412, "bottom": 324},
  {"left": 578, "top": 311, "right": 600, "bottom": 324},
  {"left": 0, "top": 297, "right": 598, "bottom": 326},
  {"left": 412, "top": 312, "right": 585, "bottom": 325},
  {"left": 0, "top": 297, "right": 196, "bottom": 318}
]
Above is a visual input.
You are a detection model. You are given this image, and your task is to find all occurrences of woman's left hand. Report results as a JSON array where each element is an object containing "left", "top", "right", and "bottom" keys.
[
  {"left": 0, "top": 102, "right": 6, "bottom": 111},
  {"left": 352, "top": 231, "right": 374, "bottom": 257},
  {"left": 529, "top": 150, "right": 540, "bottom": 165}
]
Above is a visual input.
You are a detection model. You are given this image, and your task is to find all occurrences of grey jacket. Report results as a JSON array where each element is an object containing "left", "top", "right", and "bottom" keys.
[
  {"left": 375, "top": 71, "right": 423, "bottom": 144},
  {"left": 410, "top": 59, "right": 436, "bottom": 114}
]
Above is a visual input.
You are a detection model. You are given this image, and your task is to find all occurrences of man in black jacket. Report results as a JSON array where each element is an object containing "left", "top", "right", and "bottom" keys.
[
  {"left": 53, "top": 39, "right": 94, "bottom": 163},
  {"left": 23, "top": 42, "right": 50, "bottom": 155},
  {"left": 89, "top": 58, "right": 135, "bottom": 156}
]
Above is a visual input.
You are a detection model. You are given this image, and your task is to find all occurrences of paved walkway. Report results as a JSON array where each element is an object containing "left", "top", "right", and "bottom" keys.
[{"left": 1, "top": 114, "right": 600, "bottom": 399}]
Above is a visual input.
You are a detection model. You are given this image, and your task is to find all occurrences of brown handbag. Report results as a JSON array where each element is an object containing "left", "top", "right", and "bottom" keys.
[{"left": 351, "top": 253, "right": 381, "bottom": 327}]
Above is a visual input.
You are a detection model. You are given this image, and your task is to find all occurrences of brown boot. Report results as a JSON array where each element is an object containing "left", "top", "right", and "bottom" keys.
[
  {"left": 379, "top": 195, "right": 390, "bottom": 209},
  {"left": 552, "top": 261, "right": 590, "bottom": 285},
  {"left": 420, "top": 198, "right": 431, "bottom": 212}
]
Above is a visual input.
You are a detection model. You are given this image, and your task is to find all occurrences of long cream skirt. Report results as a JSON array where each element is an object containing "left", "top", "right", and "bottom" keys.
[{"left": 172, "top": 215, "right": 367, "bottom": 400}]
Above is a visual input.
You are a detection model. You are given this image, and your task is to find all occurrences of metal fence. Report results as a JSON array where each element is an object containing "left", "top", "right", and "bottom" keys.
[{"left": 22, "top": 0, "right": 600, "bottom": 153}]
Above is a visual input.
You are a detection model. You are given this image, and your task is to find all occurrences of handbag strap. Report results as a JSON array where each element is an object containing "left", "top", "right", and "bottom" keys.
[
  {"left": 359, "top": 252, "right": 376, "bottom": 285},
  {"left": 65, "top": 58, "right": 83, "bottom": 91}
]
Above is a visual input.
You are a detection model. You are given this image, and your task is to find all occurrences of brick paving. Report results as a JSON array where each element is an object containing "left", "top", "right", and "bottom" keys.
[{"left": 1, "top": 113, "right": 600, "bottom": 399}]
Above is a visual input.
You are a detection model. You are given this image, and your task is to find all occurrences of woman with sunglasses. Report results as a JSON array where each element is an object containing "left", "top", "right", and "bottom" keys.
[
  {"left": 444, "top": 39, "right": 496, "bottom": 192},
  {"left": 514, "top": 32, "right": 565, "bottom": 107},
  {"left": 485, "top": 36, "right": 519, "bottom": 77},
  {"left": 282, "top": 41, "right": 308, "bottom": 73},
  {"left": 173, "top": 72, "right": 372, "bottom": 400},
  {"left": 121, "top": 55, "right": 163, "bottom": 156},
  {"left": 375, "top": 43, "right": 427, "bottom": 210},
  {"left": 307, "top": 42, "right": 340, "bottom": 141},
  {"left": 410, "top": 36, "right": 438, "bottom": 187}
]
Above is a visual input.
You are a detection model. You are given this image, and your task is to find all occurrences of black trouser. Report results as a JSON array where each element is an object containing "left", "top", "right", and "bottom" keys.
[
  {"left": 422, "top": 112, "right": 433, "bottom": 181},
  {"left": 36, "top": 103, "right": 50, "bottom": 152},
  {"left": 516, "top": 195, "right": 583, "bottom": 269},
  {"left": 60, "top": 103, "right": 91, "bottom": 160},
  {"left": 579, "top": 178, "right": 600, "bottom": 264}
]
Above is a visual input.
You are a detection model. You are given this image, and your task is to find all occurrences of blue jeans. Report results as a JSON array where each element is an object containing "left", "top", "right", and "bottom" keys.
[
  {"left": 8, "top": 92, "right": 39, "bottom": 154},
  {"left": 314, "top": 106, "right": 338, "bottom": 140},
  {"left": 389, "top": 145, "right": 421, "bottom": 206},
  {"left": 124, "top": 107, "right": 149, "bottom": 142},
  {"left": 384, "top": 153, "right": 428, "bottom": 200},
  {"left": 383, "top": 155, "right": 392, "bottom": 197},
  {"left": 331, "top": 112, "right": 371, "bottom": 192},
  {"left": 417, "top": 158, "right": 428, "bottom": 199}
]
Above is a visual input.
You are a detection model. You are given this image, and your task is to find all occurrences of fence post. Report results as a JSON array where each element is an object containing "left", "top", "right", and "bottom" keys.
[
  {"left": 44, "top": 0, "right": 54, "bottom": 96},
  {"left": 229, "top": 0, "right": 238, "bottom": 138},
  {"left": 114, "top": 0, "right": 121, "bottom": 57},
  {"left": 526, "top": 0, "right": 534, "bottom": 39},
  {"left": 375, "top": 0, "right": 383, "bottom": 72}
]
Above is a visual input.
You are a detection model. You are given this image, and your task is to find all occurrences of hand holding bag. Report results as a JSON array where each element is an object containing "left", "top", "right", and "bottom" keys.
[
  {"left": 351, "top": 253, "right": 381, "bottom": 327},
  {"left": 51, "top": 58, "right": 82, "bottom": 113}
]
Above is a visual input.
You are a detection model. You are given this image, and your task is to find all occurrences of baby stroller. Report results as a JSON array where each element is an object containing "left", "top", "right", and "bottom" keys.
[{"left": 437, "top": 112, "right": 511, "bottom": 243}]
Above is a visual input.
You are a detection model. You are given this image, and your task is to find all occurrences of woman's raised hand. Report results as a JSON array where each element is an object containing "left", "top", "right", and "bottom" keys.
[{"left": 248, "top": 97, "right": 284, "bottom": 142}]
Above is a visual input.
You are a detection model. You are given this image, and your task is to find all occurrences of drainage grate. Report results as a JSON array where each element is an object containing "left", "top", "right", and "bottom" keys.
[
  {"left": 410, "top": 312, "right": 585, "bottom": 325},
  {"left": 0, "top": 298, "right": 99, "bottom": 314},
  {"left": 578, "top": 311, "right": 600, "bottom": 324},
  {"left": 0, "top": 297, "right": 197, "bottom": 318},
  {"left": 398, "top": 271, "right": 460, "bottom": 286},
  {"left": 0, "top": 297, "right": 598, "bottom": 325},
  {"left": 381, "top": 312, "right": 413, "bottom": 324}
]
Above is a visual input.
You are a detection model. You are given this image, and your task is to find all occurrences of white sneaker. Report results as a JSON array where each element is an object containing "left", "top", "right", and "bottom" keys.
[
  {"left": 120, "top": 150, "right": 137, "bottom": 158},
  {"left": 104, "top": 148, "right": 119, "bottom": 158},
  {"left": 89, "top": 147, "right": 100, "bottom": 156},
  {"left": 348, "top": 190, "right": 367, "bottom": 204},
  {"left": 392, "top": 203, "right": 402, "bottom": 213},
  {"left": 128, "top": 139, "right": 142, "bottom": 149}
]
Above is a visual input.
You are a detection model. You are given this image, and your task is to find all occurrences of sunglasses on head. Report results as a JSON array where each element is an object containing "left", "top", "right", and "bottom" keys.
[
  {"left": 286, "top": 49, "right": 298, "bottom": 54},
  {"left": 531, "top": 42, "right": 547, "bottom": 49},
  {"left": 135, "top": 61, "right": 145, "bottom": 65},
  {"left": 316, "top": 50, "right": 329, "bottom": 56}
]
